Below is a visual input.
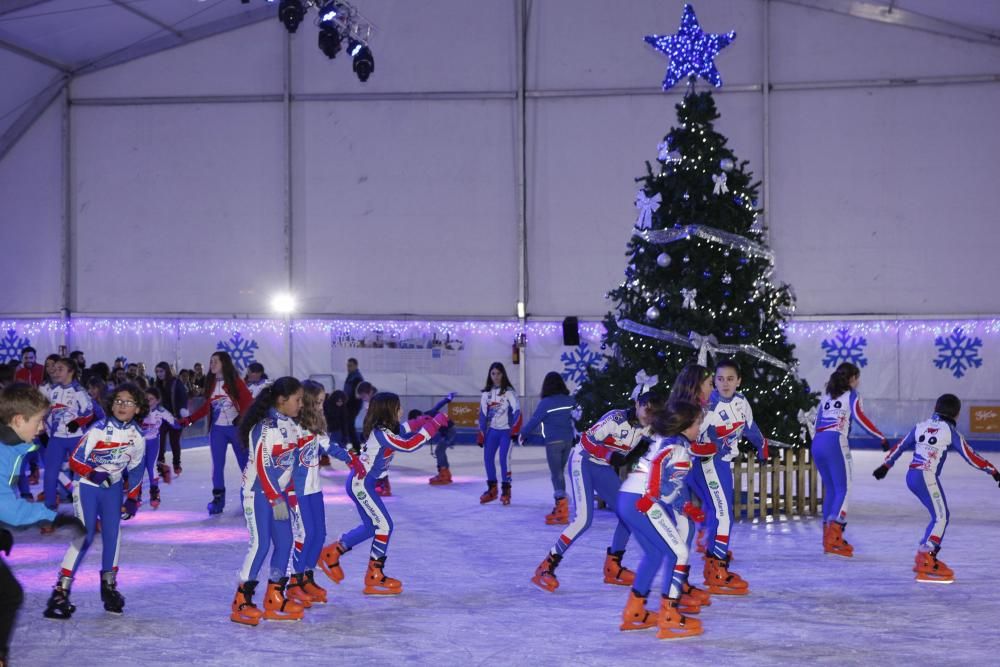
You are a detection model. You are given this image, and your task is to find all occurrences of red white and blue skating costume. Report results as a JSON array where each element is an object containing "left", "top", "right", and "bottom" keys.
[
  {"left": 186, "top": 378, "right": 252, "bottom": 510},
  {"left": 478, "top": 387, "right": 522, "bottom": 484},
  {"left": 811, "top": 389, "right": 884, "bottom": 526},
  {"left": 140, "top": 405, "right": 180, "bottom": 488},
  {"left": 691, "top": 391, "right": 768, "bottom": 559},
  {"left": 881, "top": 415, "right": 998, "bottom": 552},
  {"left": 41, "top": 381, "right": 94, "bottom": 509},
  {"left": 239, "top": 409, "right": 298, "bottom": 583},
  {"left": 60, "top": 417, "right": 145, "bottom": 578}
]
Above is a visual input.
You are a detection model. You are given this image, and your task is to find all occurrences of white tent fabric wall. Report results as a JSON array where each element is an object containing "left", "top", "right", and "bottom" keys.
[{"left": 0, "top": 0, "right": 999, "bottom": 318}]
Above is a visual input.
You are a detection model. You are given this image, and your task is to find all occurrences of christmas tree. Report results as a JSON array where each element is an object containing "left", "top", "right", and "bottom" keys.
[{"left": 575, "top": 6, "right": 816, "bottom": 448}]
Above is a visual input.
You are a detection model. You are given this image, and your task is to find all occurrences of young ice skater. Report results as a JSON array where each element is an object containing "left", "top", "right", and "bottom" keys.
[{"left": 477, "top": 362, "right": 522, "bottom": 505}]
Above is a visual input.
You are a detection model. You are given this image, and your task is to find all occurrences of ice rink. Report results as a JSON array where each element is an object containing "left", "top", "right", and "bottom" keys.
[{"left": 7, "top": 444, "right": 1000, "bottom": 666}]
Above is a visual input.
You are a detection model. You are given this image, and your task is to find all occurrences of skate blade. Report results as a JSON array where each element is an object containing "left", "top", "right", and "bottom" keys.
[
  {"left": 231, "top": 616, "right": 261, "bottom": 626},
  {"left": 530, "top": 577, "right": 558, "bottom": 593},
  {"left": 705, "top": 587, "right": 749, "bottom": 596},
  {"left": 264, "top": 615, "right": 302, "bottom": 621},
  {"left": 620, "top": 621, "right": 657, "bottom": 631},
  {"left": 916, "top": 576, "right": 954, "bottom": 584},
  {"left": 363, "top": 588, "right": 402, "bottom": 596},
  {"left": 824, "top": 550, "right": 853, "bottom": 558},
  {"left": 656, "top": 629, "right": 704, "bottom": 641}
]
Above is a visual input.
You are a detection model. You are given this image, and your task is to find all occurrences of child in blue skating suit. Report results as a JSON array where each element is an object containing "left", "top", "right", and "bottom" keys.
[
  {"left": 519, "top": 372, "right": 577, "bottom": 525},
  {"left": 140, "top": 387, "right": 181, "bottom": 509},
  {"left": 617, "top": 400, "right": 714, "bottom": 640},
  {"left": 231, "top": 377, "right": 305, "bottom": 626},
  {"left": 477, "top": 362, "right": 522, "bottom": 505},
  {"left": 873, "top": 394, "right": 1000, "bottom": 584},
  {"left": 43, "top": 383, "right": 147, "bottom": 620},
  {"left": 811, "top": 362, "right": 888, "bottom": 557},
  {"left": 285, "top": 380, "right": 364, "bottom": 608},
  {"left": 318, "top": 393, "right": 448, "bottom": 595},
  {"left": 424, "top": 393, "right": 457, "bottom": 486},
  {"left": 531, "top": 389, "right": 667, "bottom": 594},
  {"left": 41, "top": 358, "right": 94, "bottom": 511},
  {"left": 1, "top": 384, "right": 85, "bottom": 662},
  {"left": 695, "top": 360, "right": 769, "bottom": 595}
]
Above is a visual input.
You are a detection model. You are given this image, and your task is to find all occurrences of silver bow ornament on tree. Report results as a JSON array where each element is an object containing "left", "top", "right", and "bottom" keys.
[
  {"left": 798, "top": 406, "right": 818, "bottom": 440},
  {"left": 712, "top": 172, "right": 729, "bottom": 195},
  {"left": 680, "top": 288, "right": 698, "bottom": 309},
  {"left": 630, "top": 369, "right": 659, "bottom": 400},
  {"left": 634, "top": 190, "right": 662, "bottom": 230}
]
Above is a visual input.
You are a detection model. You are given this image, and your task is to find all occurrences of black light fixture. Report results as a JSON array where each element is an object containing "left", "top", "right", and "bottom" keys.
[
  {"left": 348, "top": 39, "right": 374, "bottom": 82},
  {"left": 278, "top": 0, "right": 305, "bottom": 34},
  {"left": 317, "top": 1, "right": 343, "bottom": 59}
]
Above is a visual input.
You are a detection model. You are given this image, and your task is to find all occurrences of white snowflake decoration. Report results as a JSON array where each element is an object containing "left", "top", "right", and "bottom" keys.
[
  {"left": 216, "top": 332, "right": 259, "bottom": 372},
  {"left": 933, "top": 327, "right": 983, "bottom": 379},
  {"left": 0, "top": 328, "right": 30, "bottom": 364},
  {"left": 560, "top": 342, "right": 606, "bottom": 385}
]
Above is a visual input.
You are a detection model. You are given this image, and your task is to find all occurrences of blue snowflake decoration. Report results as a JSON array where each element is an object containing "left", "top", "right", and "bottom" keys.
[
  {"left": 216, "top": 332, "right": 259, "bottom": 372},
  {"left": 644, "top": 4, "right": 736, "bottom": 91},
  {"left": 560, "top": 342, "right": 605, "bottom": 385},
  {"left": 933, "top": 327, "right": 983, "bottom": 379},
  {"left": 0, "top": 328, "right": 30, "bottom": 364},
  {"left": 820, "top": 328, "right": 868, "bottom": 369}
]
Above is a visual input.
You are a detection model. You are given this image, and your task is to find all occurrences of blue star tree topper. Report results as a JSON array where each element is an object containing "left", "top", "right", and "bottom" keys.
[{"left": 645, "top": 4, "right": 736, "bottom": 91}]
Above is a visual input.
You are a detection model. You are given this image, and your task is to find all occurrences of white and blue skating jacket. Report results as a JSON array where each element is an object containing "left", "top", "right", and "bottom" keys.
[
  {"left": 883, "top": 415, "right": 997, "bottom": 477},
  {"left": 579, "top": 409, "right": 651, "bottom": 466},
  {"left": 293, "top": 429, "right": 352, "bottom": 496},
  {"left": 814, "top": 390, "right": 883, "bottom": 440},
  {"left": 69, "top": 417, "right": 146, "bottom": 499},
  {"left": 243, "top": 409, "right": 298, "bottom": 504},
  {"left": 43, "top": 381, "right": 94, "bottom": 438},
  {"left": 479, "top": 387, "right": 522, "bottom": 434},
  {"left": 620, "top": 433, "right": 693, "bottom": 509},
  {"left": 141, "top": 404, "right": 180, "bottom": 440},
  {"left": 701, "top": 390, "right": 767, "bottom": 461},
  {"left": 357, "top": 419, "right": 438, "bottom": 480}
]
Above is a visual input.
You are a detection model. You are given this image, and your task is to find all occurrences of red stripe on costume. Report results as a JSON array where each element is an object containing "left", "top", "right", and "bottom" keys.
[
  {"left": 384, "top": 431, "right": 428, "bottom": 451},
  {"left": 716, "top": 535, "right": 730, "bottom": 544},
  {"left": 646, "top": 448, "right": 673, "bottom": 497},
  {"left": 714, "top": 422, "right": 746, "bottom": 439},
  {"left": 559, "top": 535, "right": 571, "bottom": 546},
  {"left": 256, "top": 436, "right": 280, "bottom": 501},
  {"left": 853, "top": 400, "right": 883, "bottom": 438},
  {"left": 374, "top": 534, "right": 389, "bottom": 544}
]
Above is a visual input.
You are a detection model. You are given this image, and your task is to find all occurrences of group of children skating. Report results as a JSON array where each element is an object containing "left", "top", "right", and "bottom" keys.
[{"left": 2, "top": 352, "right": 998, "bottom": 657}]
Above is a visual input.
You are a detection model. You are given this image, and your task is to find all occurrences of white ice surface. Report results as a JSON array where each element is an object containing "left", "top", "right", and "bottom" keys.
[{"left": 8, "top": 446, "right": 1000, "bottom": 666}]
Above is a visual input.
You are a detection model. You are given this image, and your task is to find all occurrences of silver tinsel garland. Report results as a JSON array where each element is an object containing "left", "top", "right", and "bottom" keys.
[{"left": 633, "top": 224, "right": 774, "bottom": 263}]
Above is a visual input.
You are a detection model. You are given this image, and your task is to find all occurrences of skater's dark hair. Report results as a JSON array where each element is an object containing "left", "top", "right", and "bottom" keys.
[
  {"left": 247, "top": 362, "right": 265, "bottom": 376},
  {"left": 86, "top": 375, "right": 107, "bottom": 398},
  {"left": 363, "top": 392, "right": 402, "bottom": 440},
  {"left": 239, "top": 376, "right": 303, "bottom": 447},
  {"left": 668, "top": 363, "right": 712, "bottom": 405},
  {"left": 54, "top": 357, "right": 80, "bottom": 384},
  {"left": 0, "top": 382, "right": 50, "bottom": 424},
  {"left": 205, "top": 351, "right": 242, "bottom": 407},
  {"left": 154, "top": 361, "right": 174, "bottom": 383},
  {"left": 356, "top": 381, "right": 376, "bottom": 399},
  {"left": 108, "top": 382, "right": 149, "bottom": 422},
  {"left": 933, "top": 394, "right": 961, "bottom": 425},
  {"left": 635, "top": 389, "right": 667, "bottom": 412},
  {"left": 20, "top": 346, "right": 37, "bottom": 357},
  {"left": 715, "top": 359, "right": 741, "bottom": 377},
  {"left": 144, "top": 386, "right": 161, "bottom": 400},
  {"left": 41, "top": 353, "right": 61, "bottom": 384},
  {"left": 407, "top": 408, "right": 422, "bottom": 420},
  {"left": 541, "top": 372, "right": 570, "bottom": 398},
  {"left": 482, "top": 362, "right": 514, "bottom": 393},
  {"left": 91, "top": 361, "right": 111, "bottom": 382},
  {"left": 825, "top": 362, "right": 860, "bottom": 397},
  {"left": 299, "top": 379, "right": 327, "bottom": 434},
  {"left": 651, "top": 400, "right": 703, "bottom": 437}
]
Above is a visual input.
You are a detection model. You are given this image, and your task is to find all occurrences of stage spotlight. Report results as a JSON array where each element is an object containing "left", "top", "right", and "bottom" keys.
[
  {"left": 348, "top": 39, "right": 374, "bottom": 81},
  {"left": 278, "top": 0, "right": 305, "bottom": 34},
  {"left": 317, "top": 2, "right": 343, "bottom": 58}
]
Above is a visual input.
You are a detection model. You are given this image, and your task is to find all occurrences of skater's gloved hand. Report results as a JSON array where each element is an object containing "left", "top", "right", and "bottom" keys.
[
  {"left": 476, "top": 432, "right": 484, "bottom": 448},
  {"left": 178, "top": 417, "right": 191, "bottom": 428},
  {"left": 349, "top": 453, "right": 367, "bottom": 479},
  {"left": 880, "top": 438, "right": 890, "bottom": 452},
  {"left": 120, "top": 498, "right": 138, "bottom": 520},
  {"left": 607, "top": 452, "right": 628, "bottom": 468},
  {"left": 759, "top": 439, "right": 770, "bottom": 462},
  {"left": 635, "top": 494, "right": 657, "bottom": 514},
  {"left": 682, "top": 501, "right": 705, "bottom": 523},
  {"left": 52, "top": 512, "right": 85, "bottom": 537},
  {"left": 872, "top": 464, "right": 889, "bottom": 480},
  {"left": 66, "top": 420, "right": 80, "bottom": 434},
  {"left": 88, "top": 470, "right": 111, "bottom": 488},
  {"left": 517, "top": 434, "right": 526, "bottom": 447},
  {"left": 444, "top": 392, "right": 456, "bottom": 403},
  {"left": 272, "top": 499, "right": 289, "bottom": 521},
  {"left": 0, "top": 528, "right": 13, "bottom": 556}
]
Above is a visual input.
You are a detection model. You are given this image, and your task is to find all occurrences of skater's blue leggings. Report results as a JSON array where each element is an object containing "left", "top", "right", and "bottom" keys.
[
  {"left": 209, "top": 424, "right": 247, "bottom": 490},
  {"left": 341, "top": 472, "right": 394, "bottom": 559},
  {"left": 618, "top": 491, "right": 690, "bottom": 599},
  {"left": 545, "top": 440, "right": 573, "bottom": 500},
  {"left": 43, "top": 436, "right": 78, "bottom": 510},
  {"left": 144, "top": 436, "right": 160, "bottom": 487},
  {"left": 907, "top": 468, "right": 949, "bottom": 550},
  {"left": 239, "top": 490, "right": 293, "bottom": 582},
  {"left": 483, "top": 428, "right": 512, "bottom": 483},
  {"left": 812, "top": 431, "right": 852, "bottom": 524},
  {"left": 292, "top": 492, "right": 327, "bottom": 572},
  {"left": 59, "top": 480, "right": 123, "bottom": 576},
  {"left": 551, "top": 447, "right": 630, "bottom": 557},
  {"left": 434, "top": 442, "right": 450, "bottom": 468},
  {"left": 690, "top": 455, "right": 734, "bottom": 558}
]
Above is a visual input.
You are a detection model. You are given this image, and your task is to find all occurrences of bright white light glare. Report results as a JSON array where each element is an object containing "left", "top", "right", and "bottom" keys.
[
  {"left": 516, "top": 301, "right": 525, "bottom": 319},
  {"left": 350, "top": 43, "right": 362, "bottom": 56},
  {"left": 272, "top": 293, "right": 297, "bottom": 314},
  {"left": 322, "top": 10, "right": 337, "bottom": 21}
]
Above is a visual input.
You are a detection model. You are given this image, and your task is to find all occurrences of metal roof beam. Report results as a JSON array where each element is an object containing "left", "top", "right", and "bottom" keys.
[
  {"left": 108, "top": 0, "right": 184, "bottom": 39},
  {"left": 73, "top": 5, "right": 276, "bottom": 76},
  {"left": 772, "top": 0, "right": 1000, "bottom": 47},
  {"left": 0, "top": 35, "right": 72, "bottom": 72},
  {"left": 0, "top": 73, "right": 67, "bottom": 162}
]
